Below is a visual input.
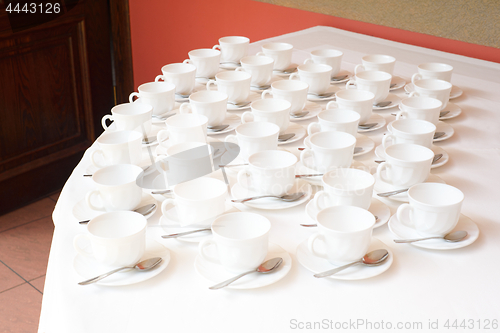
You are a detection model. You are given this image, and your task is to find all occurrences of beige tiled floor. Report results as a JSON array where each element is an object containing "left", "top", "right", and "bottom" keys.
[{"left": 0, "top": 192, "right": 58, "bottom": 333}]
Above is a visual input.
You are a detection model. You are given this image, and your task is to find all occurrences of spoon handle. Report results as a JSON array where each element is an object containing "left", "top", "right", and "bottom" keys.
[
  {"left": 161, "top": 228, "right": 211, "bottom": 239},
  {"left": 78, "top": 266, "right": 132, "bottom": 285},
  {"left": 209, "top": 269, "right": 256, "bottom": 290},
  {"left": 377, "top": 188, "right": 409, "bottom": 197},
  {"left": 231, "top": 195, "right": 276, "bottom": 203},
  {"left": 394, "top": 236, "right": 441, "bottom": 243},
  {"left": 314, "top": 260, "right": 362, "bottom": 278}
]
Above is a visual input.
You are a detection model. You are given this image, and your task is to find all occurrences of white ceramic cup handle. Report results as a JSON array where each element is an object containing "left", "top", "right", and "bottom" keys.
[
  {"left": 241, "top": 111, "right": 254, "bottom": 123},
  {"left": 73, "top": 234, "right": 93, "bottom": 259},
  {"left": 304, "top": 58, "right": 313, "bottom": 64},
  {"left": 397, "top": 203, "right": 415, "bottom": 228},
  {"left": 157, "top": 130, "right": 170, "bottom": 145},
  {"left": 101, "top": 114, "right": 113, "bottom": 130},
  {"left": 300, "top": 148, "right": 314, "bottom": 164},
  {"left": 408, "top": 91, "right": 418, "bottom": 98},
  {"left": 312, "top": 190, "right": 330, "bottom": 211},
  {"left": 289, "top": 73, "right": 299, "bottom": 81},
  {"left": 345, "top": 80, "right": 357, "bottom": 89},
  {"left": 308, "top": 234, "right": 327, "bottom": 259},
  {"left": 376, "top": 162, "right": 392, "bottom": 184},
  {"left": 129, "top": 92, "right": 140, "bottom": 103},
  {"left": 206, "top": 80, "right": 217, "bottom": 91},
  {"left": 261, "top": 90, "right": 273, "bottom": 99},
  {"left": 161, "top": 198, "right": 177, "bottom": 216},
  {"left": 182, "top": 59, "right": 191, "bottom": 64},
  {"left": 411, "top": 73, "right": 423, "bottom": 85},
  {"left": 155, "top": 75, "right": 165, "bottom": 82},
  {"left": 326, "top": 101, "right": 338, "bottom": 110},
  {"left": 256, "top": 51, "right": 265, "bottom": 56},
  {"left": 90, "top": 150, "right": 106, "bottom": 169},
  {"left": 179, "top": 103, "right": 191, "bottom": 114},
  {"left": 354, "top": 64, "right": 365, "bottom": 74},
  {"left": 307, "top": 122, "right": 321, "bottom": 136},
  {"left": 382, "top": 134, "right": 395, "bottom": 149},
  {"left": 85, "top": 190, "right": 105, "bottom": 211},
  {"left": 212, "top": 45, "right": 221, "bottom": 51},
  {"left": 395, "top": 110, "right": 406, "bottom": 121},
  {"left": 237, "top": 167, "right": 251, "bottom": 189},
  {"left": 198, "top": 239, "right": 220, "bottom": 264}
]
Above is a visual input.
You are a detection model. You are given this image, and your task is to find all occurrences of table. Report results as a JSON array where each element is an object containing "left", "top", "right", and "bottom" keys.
[{"left": 39, "top": 26, "right": 500, "bottom": 333}]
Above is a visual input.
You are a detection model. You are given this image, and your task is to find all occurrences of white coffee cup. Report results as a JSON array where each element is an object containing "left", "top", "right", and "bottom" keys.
[
  {"left": 397, "top": 96, "right": 443, "bottom": 125},
  {"left": 326, "top": 89, "right": 375, "bottom": 124},
  {"left": 206, "top": 71, "right": 251, "bottom": 104},
  {"left": 236, "top": 55, "right": 274, "bottom": 87},
  {"left": 74, "top": 211, "right": 147, "bottom": 267},
  {"left": 129, "top": 81, "right": 176, "bottom": 116},
  {"left": 261, "top": 80, "right": 309, "bottom": 113},
  {"left": 289, "top": 63, "right": 332, "bottom": 95},
  {"left": 383, "top": 119, "right": 436, "bottom": 149},
  {"left": 313, "top": 168, "right": 375, "bottom": 211},
  {"left": 409, "top": 78, "right": 452, "bottom": 111},
  {"left": 155, "top": 63, "right": 197, "bottom": 95},
  {"left": 183, "top": 48, "right": 221, "bottom": 79},
  {"left": 242, "top": 99, "right": 291, "bottom": 134},
  {"left": 412, "top": 62, "right": 453, "bottom": 83},
  {"left": 346, "top": 70, "right": 392, "bottom": 104},
  {"left": 225, "top": 122, "right": 279, "bottom": 162},
  {"left": 397, "top": 183, "right": 464, "bottom": 236},
  {"left": 161, "top": 177, "right": 227, "bottom": 225},
  {"left": 157, "top": 113, "right": 208, "bottom": 147},
  {"left": 86, "top": 164, "right": 143, "bottom": 212},
  {"left": 213, "top": 36, "right": 249, "bottom": 63},
  {"left": 90, "top": 131, "right": 143, "bottom": 169},
  {"left": 376, "top": 143, "right": 434, "bottom": 188},
  {"left": 237, "top": 150, "right": 297, "bottom": 196},
  {"left": 179, "top": 90, "right": 227, "bottom": 126},
  {"left": 199, "top": 212, "right": 270, "bottom": 272},
  {"left": 304, "top": 49, "right": 343, "bottom": 77},
  {"left": 257, "top": 42, "right": 293, "bottom": 70},
  {"left": 307, "top": 110, "right": 360, "bottom": 137},
  {"left": 101, "top": 103, "right": 153, "bottom": 135},
  {"left": 308, "top": 206, "right": 375, "bottom": 264},
  {"left": 355, "top": 54, "right": 396, "bottom": 75},
  {"left": 300, "top": 131, "right": 356, "bottom": 172}
]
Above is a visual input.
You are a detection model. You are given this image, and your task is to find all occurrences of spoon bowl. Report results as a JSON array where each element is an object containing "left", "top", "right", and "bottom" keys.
[
  {"left": 208, "top": 124, "right": 229, "bottom": 132},
  {"left": 78, "top": 203, "right": 156, "bottom": 224},
  {"left": 231, "top": 192, "right": 306, "bottom": 204},
  {"left": 313, "top": 249, "right": 389, "bottom": 278},
  {"left": 290, "top": 111, "right": 309, "bottom": 118},
  {"left": 278, "top": 133, "right": 295, "bottom": 142}
]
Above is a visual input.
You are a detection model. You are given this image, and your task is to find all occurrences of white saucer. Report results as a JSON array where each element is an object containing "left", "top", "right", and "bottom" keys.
[
  {"left": 440, "top": 102, "right": 462, "bottom": 120},
  {"left": 373, "top": 93, "right": 401, "bottom": 110},
  {"left": 250, "top": 75, "right": 283, "bottom": 92},
  {"left": 226, "top": 91, "right": 262, "bottom": 111},
  {"left": 305, "top": 197, "right": 390, "bottom": 229},
  {"left": 388, "top": 213, "right": 479, "bottom": 250},
  {"left": 296, "top": 237, "right": 393, "bottom": 280},
  {"left": 434, "top": 121, "right": 454, "bottom": 142},
  {"left": 73, "top": 238, "right": 170, "bottom": 286},
  {"left": 231, "top": 179, "right": 312, "bottom": 210},
  {"left": 295, "top": 160, "right": 368, "bottom": 186},
  {"left": 273, "top": 63, "right": 298, "bottom": 77},
  {"left": 278, "top": 123, "right": 307, "bottom": 145},
  {"left": 73, "top": 192, "right": 157, "bottom": 221},
  {"left": 330, "top": 69, "right": 353, "bottom": 84},
  {"left": 358, "top": 113, "right": 386, "bottom": 133},
  {"left": 290, "top": 101, "right": 322, "bottom": 121},
  {"left": 375, "top": 144, "right": 449, "bottom": 169},
  {"left": 303, "top": 134, "right": 373, "bottom": 157},
  {"left": 195, "top": 243, "right": 292, "bottom": 289},
  {"left": 405, "top": 83, "right": 463, "bottom": 100},
  {"left": 162, "top": 201, "right": 239, "bottom": 228},
  {"left": 390, "top": 76, "right": 407, "bottom": 91},
  {"left": 307, "top": 85, "right": 340, "bottom": 102},
  {"left": 374, "top": 173, "right": 446, "bottom": 202},
  {"left": 207, "top": 113, "right": 241, "bottom": 136}
]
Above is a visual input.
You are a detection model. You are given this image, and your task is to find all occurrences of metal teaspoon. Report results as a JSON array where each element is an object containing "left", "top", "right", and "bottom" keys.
[
  {"left": 394, "top": 230, "right": 468, "bottom": 243},
  {"left": 313, "top": 249, "right": 389, "bottom": 278},
  {"left": 78, "top": 203, "right": 156, "bottom": 224}
]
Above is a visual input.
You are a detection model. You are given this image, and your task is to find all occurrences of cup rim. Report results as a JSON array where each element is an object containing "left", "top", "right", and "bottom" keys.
[
  {"left": 248, "top": 150, "right": 297, "bottom": 169},
  {"left": 391, "top": 119, "right": 436, "bottom": 135},
  {"left": 418, "top": 62, "right": 453, "bottom": 72},
  {"left": 316, "top": 205, "right": 375, "bottom": 233},
  {"left": 251, "top": 98, "right": 292, "bottom": 113},
  {"left": 87, "top": 211, "right": 147, "bottom": 240},
  {"left": 355, "top": 70, "right": 392, "bottom": 81},
  {"left": 92, "top": 164, "right": 143, "bottom": 186},
  {"left": 271, "top": 79, "right": 309, "bottom": 91},
  {"left": 161, "top": 63, "right": 197, "bottom": 74},
  {"left": 235, "top": 121, "right": 280, "bottom": 137},
  {"left": 166, "top": 113, "right": 208, "bottom": 128},
  {"left": 96, "top": 130, "right": 143, "bottom": 146},
  {"left": 188, "top": 48, "right": 221, "bottom": 58},
  {"left": 384, "top": 143, "right": 434, "bottom": 162},
  {"left": 211, "top": 212, "right": 271, "bottom": 241},
  {"left": 262, "top": 42, "right": 293, "bottom": 51},
  {"left": 362, "top": 54, "right": 396, "bottom": 64},
  {"left": 408, "top": 182, "right": 464, "bottom": 207},
  {"left": 298, "top": 63, "right": 333, "bottom": 74},
  {"left": 173, "top": 177, "right": 227, "bottom": 201},
  {"left": 111, "top": 103, "right": 153, "bottom": 116},
  {"left": 138, "top": 81, "right": 176, "bottom": 94},
  {"left": 311, "top": 49, "right": 343, "bottom": 58},
  {"left": 322, "top": 167, "right": 375, "bottom": 191},
  {"left": 400, "top": 96, "right": 442, "bottom": 110}
]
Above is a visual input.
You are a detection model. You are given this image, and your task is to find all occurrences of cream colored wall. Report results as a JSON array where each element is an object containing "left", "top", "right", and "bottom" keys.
[{"left": 255, "top": 0, "right": 500, "bottom": 48}]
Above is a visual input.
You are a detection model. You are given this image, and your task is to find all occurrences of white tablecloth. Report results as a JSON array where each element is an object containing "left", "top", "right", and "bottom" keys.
[{"left": 39, "top": 26, "right": 500, "bottom": 333}]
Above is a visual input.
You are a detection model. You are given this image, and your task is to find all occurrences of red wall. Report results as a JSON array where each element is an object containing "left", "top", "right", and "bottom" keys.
[{"left": 129, "top": 0, "right": 500, "bottom": 89}]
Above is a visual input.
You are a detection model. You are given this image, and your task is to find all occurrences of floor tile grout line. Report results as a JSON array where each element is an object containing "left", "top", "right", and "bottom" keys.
[
  {"left": 0, "top": 214, "right": 53, "bottom": 235},
  {"left": 0, "top": 258, "right": 30, "bottom": 284},
  {"left": 0, "top": 281, "right": 28, "bottom": 295}
]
